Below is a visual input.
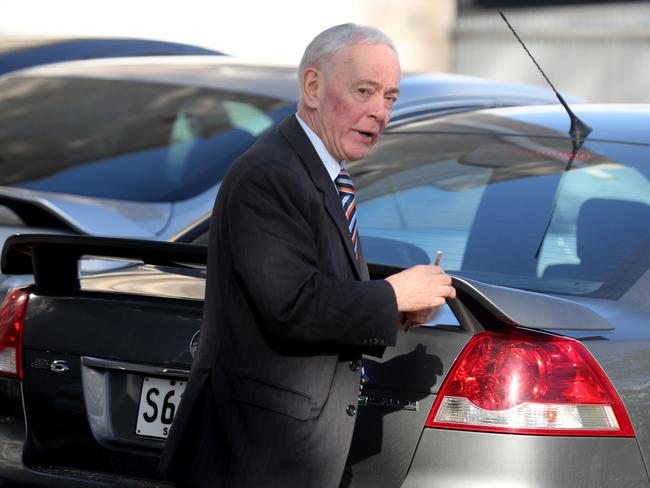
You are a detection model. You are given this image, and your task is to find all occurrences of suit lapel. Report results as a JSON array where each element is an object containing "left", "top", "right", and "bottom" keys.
[{"left": 278, "top": 116, "right": 361, "bottom": 280}]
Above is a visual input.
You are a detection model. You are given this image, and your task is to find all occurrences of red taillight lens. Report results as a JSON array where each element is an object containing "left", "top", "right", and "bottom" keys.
[
  {"left": 426, "top": 328, "right": 635, "bottom": 437},
  {"left": 0, "top": 288, "right": 30, "bottom": 379}
]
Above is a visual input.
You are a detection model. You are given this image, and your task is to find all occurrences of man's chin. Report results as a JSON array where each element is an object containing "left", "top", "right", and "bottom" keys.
[{"left": 345, "top": 144, "right": 374, "bottom": 161}]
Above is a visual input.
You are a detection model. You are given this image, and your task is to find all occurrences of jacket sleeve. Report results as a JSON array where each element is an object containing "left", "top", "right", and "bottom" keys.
[{"left": 225, "top": 160, "right": 399, "bottom": 348}]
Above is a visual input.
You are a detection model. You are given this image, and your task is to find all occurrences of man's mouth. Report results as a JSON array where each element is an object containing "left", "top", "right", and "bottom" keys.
[{"left": 356, "top": 130, "right": 375, "bottom": 141}]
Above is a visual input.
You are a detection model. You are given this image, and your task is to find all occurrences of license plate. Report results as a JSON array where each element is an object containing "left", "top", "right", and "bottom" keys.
[{"left": 136, "top": 376, "right": 186, "bottom": 439}]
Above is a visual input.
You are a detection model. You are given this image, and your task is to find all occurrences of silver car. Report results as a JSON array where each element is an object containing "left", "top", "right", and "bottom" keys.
[
  {"left": 0, "top": 54, "right": 573, "bottom": 259},
  {"left": 0, "top": 102, "right": 648, "bottom": 487}
]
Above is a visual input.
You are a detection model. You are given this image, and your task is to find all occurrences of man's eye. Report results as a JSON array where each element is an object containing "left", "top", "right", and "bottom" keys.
[{"left": 358, "top": 87, "right": 371, "bottom": 95}]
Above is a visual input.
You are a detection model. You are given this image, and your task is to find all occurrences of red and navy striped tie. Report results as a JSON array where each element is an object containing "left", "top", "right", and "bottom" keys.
[{"left": 335, "top": 168, "right": 358, "bottom": 258}]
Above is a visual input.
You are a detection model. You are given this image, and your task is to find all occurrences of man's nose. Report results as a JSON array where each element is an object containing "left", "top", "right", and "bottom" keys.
[{"left": 368, "top": 94, "right": 389, "bottom": 121}]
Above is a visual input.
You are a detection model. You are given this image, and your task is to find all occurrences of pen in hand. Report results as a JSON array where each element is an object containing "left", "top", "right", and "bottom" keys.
[{"left": 404, "top": 250, "right": 443, "bottom": 331}]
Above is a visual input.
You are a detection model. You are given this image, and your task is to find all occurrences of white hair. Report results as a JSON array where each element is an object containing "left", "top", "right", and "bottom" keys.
[{"left": 298, "top": 23, "right": 397, "bottom": 100}]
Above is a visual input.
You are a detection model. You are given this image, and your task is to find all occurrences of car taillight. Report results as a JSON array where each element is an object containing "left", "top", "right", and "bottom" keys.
[
  {"left": 426, "top": 328, "right": 635, "bottom": 437},
  {"left": 0, "top": 288, "right": 30, "bottom": 380}
]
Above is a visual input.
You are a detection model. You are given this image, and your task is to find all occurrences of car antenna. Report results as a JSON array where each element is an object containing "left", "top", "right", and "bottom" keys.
[
  {"left": 499, "top": 11, "right": 592, "bottom": 259},
  {"left": 499, "top": 11, "right": 592, "bottom": 151}
]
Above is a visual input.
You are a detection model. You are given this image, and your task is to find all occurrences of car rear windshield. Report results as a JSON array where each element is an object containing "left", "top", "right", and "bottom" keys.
[
  {"left": 0, "top": 76, "right": 294, "bottom": 202},
  {"left": 353, "top": 127, "right": 650, "bottom": 298}
]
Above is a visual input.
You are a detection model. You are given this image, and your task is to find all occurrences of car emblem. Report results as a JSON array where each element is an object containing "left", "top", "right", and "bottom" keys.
[
  {"left": 189, "top": 330, "right": 200, "bottom": 359},
  {"left": 49, "top": 360, "right": 70, "bottom": 373},
  {"left": 357, "top": 395, "right": 418, "bottom": 411}
]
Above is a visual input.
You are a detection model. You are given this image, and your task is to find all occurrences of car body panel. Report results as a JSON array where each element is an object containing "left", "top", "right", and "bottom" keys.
[
  {"left": 489, "top": 104, "right": 650, "bottom": 146},
  {"left": 0, "top": 187, "right": 172, "bottom": 237},
  {"left": 404, "top": 429, "right": 649, "bottom": 488}
]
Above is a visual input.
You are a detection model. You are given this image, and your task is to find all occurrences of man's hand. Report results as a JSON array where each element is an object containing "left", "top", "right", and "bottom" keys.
[
  {"left": 398, "top": 309, "right": 437, "bottom": 330},
  {"left": 385, "top": 264, "right": 456, "bottom": 312}
]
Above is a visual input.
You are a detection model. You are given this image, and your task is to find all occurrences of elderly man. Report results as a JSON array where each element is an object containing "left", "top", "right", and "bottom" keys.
[{"left": 159, "top": 23, "right": 455, "bottom": 488}]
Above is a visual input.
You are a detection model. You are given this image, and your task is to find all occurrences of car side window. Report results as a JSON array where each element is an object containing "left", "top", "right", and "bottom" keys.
[{"left": 0, "top": 77, "right": 293, "bottom": 203}]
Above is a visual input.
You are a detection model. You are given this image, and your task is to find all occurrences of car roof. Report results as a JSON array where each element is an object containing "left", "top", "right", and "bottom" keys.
[
  {"left": 390, "top": 103, "right": 650, "bottom": 146},
  {"left": 0, "top": 37, "right": 223, "bottom": 74},
  {"left": 396, "top": 71, "right": 579, "bottom": 107},
  {"left": 1, "top": 55, "right": 301, "bottom": 101},
  {"left": 2, "top": 54, "right": 572, "bottom": 107}
]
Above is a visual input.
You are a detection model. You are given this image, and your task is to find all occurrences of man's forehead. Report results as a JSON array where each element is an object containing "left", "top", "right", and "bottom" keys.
[
  {"left": 332, "top": 44, "right": 400, "bottom": 79},
  {"left": 335, "top": 43, "right": 398, "bottom": 64}
]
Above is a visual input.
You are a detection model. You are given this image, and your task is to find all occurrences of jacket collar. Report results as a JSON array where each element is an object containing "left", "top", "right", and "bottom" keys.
[{"left": 278, "top": 115, "right": 364, "bottom": 279}]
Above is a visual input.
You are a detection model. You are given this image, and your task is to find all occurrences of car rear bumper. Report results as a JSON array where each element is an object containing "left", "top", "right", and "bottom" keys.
[
  {"left": 404, "top": 428, "right": 650, "bottom": 488},
  {"left": 0, "top": 413, "right": 109, "bottom": 487},
  {"left": 0, "top": 391, "right": 171, "bottom": 488}
]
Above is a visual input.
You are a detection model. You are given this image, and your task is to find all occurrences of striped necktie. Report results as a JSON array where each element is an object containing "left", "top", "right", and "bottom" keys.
[
  {"left": 336, "top": 168, "right": 368, "bottom": 394},
  {"left": 335, "top": 168, "right": 358, "bottom": 258}
]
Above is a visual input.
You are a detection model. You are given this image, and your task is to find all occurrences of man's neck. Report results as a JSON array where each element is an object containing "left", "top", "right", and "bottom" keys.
[{"left": 295, "top": 112, "right": 343, "bottom": 182}]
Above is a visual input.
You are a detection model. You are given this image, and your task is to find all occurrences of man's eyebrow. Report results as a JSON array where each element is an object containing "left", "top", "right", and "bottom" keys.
[{"left": 358, "top": 79, "right": 400, "bottom": 95}]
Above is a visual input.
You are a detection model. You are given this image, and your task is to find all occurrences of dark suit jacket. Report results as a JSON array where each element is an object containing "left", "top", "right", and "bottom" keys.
[{"left": 159, "top": 115, "right": 398, "bottom": 488}]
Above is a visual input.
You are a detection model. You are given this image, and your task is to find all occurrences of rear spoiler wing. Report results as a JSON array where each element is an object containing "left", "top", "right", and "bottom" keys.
[
  {"left": 2, "top": 234, "right": 613, "bottom": 332},
  {"left": 2, "top": 233, "right": 207, "bottom": 292},
  {"left": 376, "top": 266, "right": 612, "bottom": 333}
]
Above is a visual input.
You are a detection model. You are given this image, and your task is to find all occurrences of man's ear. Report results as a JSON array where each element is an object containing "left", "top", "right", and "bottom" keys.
[{"left": 301, "top": 68, "right": 320, "bottom": 109}]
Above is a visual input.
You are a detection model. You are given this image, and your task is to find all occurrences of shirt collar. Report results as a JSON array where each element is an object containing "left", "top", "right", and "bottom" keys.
[{"left": 295, "top": 113, "right": 344, "bottom": 182}]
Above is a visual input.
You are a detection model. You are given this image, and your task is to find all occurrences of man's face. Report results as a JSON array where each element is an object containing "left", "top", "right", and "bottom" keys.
[{"left": 309, "top": 43, "right": 400, "bottom": 162}]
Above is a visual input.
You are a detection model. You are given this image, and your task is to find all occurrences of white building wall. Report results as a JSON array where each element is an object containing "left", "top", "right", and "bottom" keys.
[
  {"left": 360, "top": 0, "right": 456, "bottom": 72},
  {"left": 455, "top": 1, "right": 650, "bottom": 102},
  {"left": 0, "top": 0, "right": 456, "bottom": 72},
  {"left": 0, "top": 0, "right": 360, "bottom": 66}
]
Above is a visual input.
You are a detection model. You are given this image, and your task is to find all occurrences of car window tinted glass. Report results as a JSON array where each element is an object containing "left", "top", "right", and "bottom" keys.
[
  {"left": 353, "top": 128, "right": 650, "bottom": 298},
  {"left": 0, "top": 77, "right": 294, "bottom": 202}
]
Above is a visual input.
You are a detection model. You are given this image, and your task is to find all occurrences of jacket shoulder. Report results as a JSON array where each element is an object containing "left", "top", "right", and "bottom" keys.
[{"left": 221, "top": 119, "right": 313, "bottom": 195}]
